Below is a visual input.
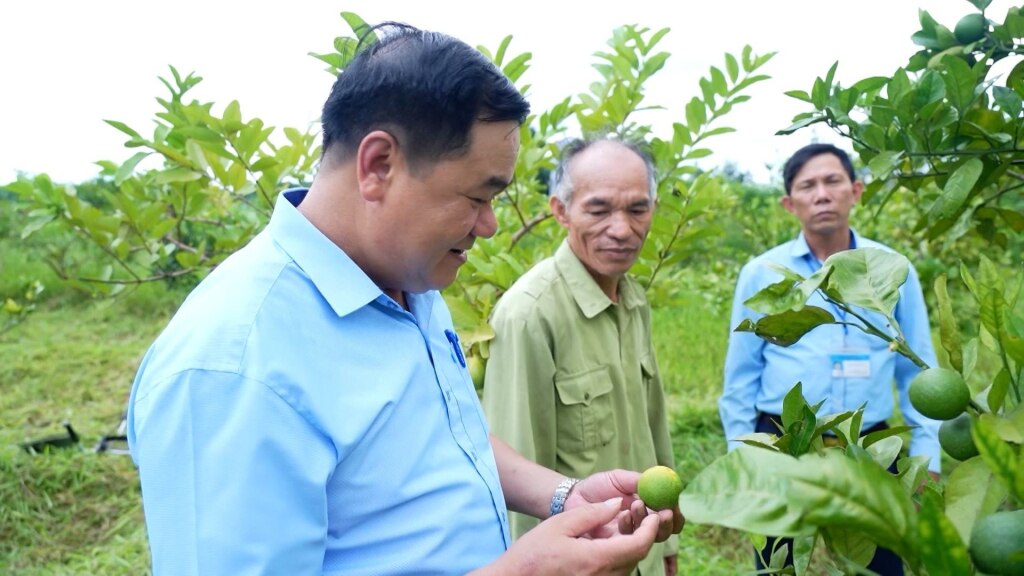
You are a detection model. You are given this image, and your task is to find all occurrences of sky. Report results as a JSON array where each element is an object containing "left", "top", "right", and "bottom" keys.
[{"left": 0, "top": 1, "right": 1014, "bottom": 185}]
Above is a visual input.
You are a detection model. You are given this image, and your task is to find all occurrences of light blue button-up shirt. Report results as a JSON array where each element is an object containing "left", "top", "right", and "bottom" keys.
[
  {"left": 128, "top": 189, "right": 510, "bottom": 575},
  {"left": 719, "top": 231, "right": 941, "bottom": 472}
]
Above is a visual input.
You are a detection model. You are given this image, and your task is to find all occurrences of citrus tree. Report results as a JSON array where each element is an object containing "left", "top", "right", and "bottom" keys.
[
  {"left": 1, "top": 12, "right": 774, "bottom": 389},
  {"left": 679, "top": 2, "right": 1024, "bottom": 574}
]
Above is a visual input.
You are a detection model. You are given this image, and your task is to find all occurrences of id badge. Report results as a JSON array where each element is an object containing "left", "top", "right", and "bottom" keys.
[{"left": 830, "top": 349, "right": 871, "bottom": 379}]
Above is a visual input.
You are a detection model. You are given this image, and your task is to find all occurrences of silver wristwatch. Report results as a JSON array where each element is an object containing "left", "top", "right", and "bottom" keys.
[{"left": 549, "top": 477, "right": 580, "bottom": 516}]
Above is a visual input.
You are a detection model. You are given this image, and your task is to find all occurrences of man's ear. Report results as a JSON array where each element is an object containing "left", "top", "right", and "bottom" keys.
[
  {"left": 780, "top": 194, "right": 795, "bottom": 215},
  {"left": 549, "top": 195, "right": 570, "bottom": 228},
  {"left": 851, "top": 180, "right": 865, "bottom": 204},
  {"left": 356, "top": 130, "right": 400, "bottom": 202}
]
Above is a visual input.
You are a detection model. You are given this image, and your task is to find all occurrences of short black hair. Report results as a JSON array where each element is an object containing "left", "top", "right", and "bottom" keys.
[
  {"left": 320, "top": 23, "right": 530, "bottom": 170},
  {"left": 782, "top": 143, "right": 856, "bottom": 195}
]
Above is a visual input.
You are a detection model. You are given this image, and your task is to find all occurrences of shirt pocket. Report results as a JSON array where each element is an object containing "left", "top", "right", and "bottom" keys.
[
  {"left": 554, "top": 365, "right": 615, "bottom": 453},
  {"left": 640, "top": 355, "right": 656, "bottom": 390}
]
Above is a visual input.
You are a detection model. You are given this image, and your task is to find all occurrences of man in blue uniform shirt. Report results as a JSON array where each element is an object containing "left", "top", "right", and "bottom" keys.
[
  {"left": 719, "top": 143, "right": 939, "bottom": 575},
  {"left": 128, "top": 22, "right": 681, "bottom": 576}
]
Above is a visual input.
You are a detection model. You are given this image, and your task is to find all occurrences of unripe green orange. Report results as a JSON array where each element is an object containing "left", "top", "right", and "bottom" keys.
[
  {"left": 969, "top": 510, "right": 1024, "bottom": 575},
  {"left": 909, "top": 367, "right": 970, "bottom": 420},
  {"left": 954, "top": 13, "right": 987, "bottom": 44},
  {"left": 938, "top": 413, "right": 979, "bottom": 461},
  {"left": 637, "top": 465, "right": 683, "bottom": 511}
]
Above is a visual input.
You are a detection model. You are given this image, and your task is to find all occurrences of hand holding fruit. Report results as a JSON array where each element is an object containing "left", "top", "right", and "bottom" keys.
[{"left": 564, "top": 469, "right": 684, "bottom": 542}]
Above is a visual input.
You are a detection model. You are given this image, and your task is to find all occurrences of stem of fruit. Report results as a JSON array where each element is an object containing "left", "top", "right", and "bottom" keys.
[
  {"left": 831, "top": 300, "right": 930, "bottom": 369},
  {"left": 968, "top": 399, "right": 987, "bottom": 414}
]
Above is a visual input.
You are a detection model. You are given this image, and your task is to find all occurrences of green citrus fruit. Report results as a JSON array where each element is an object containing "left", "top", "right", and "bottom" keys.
[
  {"left": 1008, "top": 59, "right": 1024, "bottom": 95},
  {"left": 637, "top": 465, "right": 683, "bottom": 511},
  {"left": 467, "top": 355, "right": 486, "bottom": 390},
  {"left": 954, "top": 13, "right": 987, "bottom": 44},
  {"left": 969, "top": 510, "right": 1024, "bottom": 575},
  {"left": 909, "top": 367, "right": 970, "bottom": 420},
  {"left": 938, "top": 413, "right": 979, "bottom": 461}
]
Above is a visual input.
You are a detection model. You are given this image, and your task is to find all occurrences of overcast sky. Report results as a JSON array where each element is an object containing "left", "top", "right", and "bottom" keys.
[{"left": 1, "top": 1, "right": 1014, "bottom": 185}]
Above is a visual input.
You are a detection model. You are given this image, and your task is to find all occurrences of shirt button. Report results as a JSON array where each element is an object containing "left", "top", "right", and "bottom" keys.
[{"left": 584, "top": 392, "right": 591, "bottom": 401}]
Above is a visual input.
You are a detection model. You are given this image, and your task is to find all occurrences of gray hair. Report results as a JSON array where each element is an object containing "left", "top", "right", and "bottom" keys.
[{"left": 548, "top": 137, "right": 658, "bottom": 207}]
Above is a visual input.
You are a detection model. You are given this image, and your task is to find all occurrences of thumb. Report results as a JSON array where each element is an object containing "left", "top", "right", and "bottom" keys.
[{"left": 553, "top": 497, "right": 623, "bottom": 537}]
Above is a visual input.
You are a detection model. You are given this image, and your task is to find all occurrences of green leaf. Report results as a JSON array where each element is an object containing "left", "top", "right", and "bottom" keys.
[
  {"left": 678, "top": 446, "right": 811, "bottom": 536},
  {"left": 736, "top": 433, "right": 781, "bottom": 451},
  {"left": 822, "top": 527, "right": 876, "bottom": 569},
  {"left": 776, "top": 113, "right": 826, "bottom": 135},
  {"left": 735, "top": 307, "right": 835, "bottom": 347},
  {"left": 932, "top": 158, "right": 983, "bottom": 222},
  {"left": 861, "top": 425, "right": 913, "bottom": 449},
  {"left": 866, "top": 150, "right": 903, "bottom": 179},
  {"left": 973, "top": 414, "right": 1024, "bottom": 501},
  {"left": 783, "top": 90, "right": 812, "bottom": 103},
  {"left": 155, "top": 167, "right": 202, "bottom": 185},
  {"left": 851, "top": 76, "right": 890, "bottom": 92},
  {"left": 788, "top": 451, "right": 919, "bottom": 563},
  {"left": 934, "top": 275, "right": 963, "bottom": 372},
  {"left": 913, "top": 69, "right": 946, "bottom": 110},
  {"left": 115, "top": 152, "right": 151, "bottom": 186},
  {"left": 743, "top": 277, "right": 805, "bottom": 315},
  {"left": 940, "top": 54, "right": 977, "bottom": 113},
  {"left": 989, "top": 367, "right": 1011, "bottom": 413},
  {"left": 865, "top": 435, "right": 903, "bottom": 470},
  {"left": 814, "top": 411, "right": 855, "bottom": 440},
  {"left": 104, "top": 120, "right": 142, "bottom": 140},
  {"left": 994, "top": 87, "right": 1024, "bottom": 123},
  {"left": 724, "top": 53, "right": 739, "bottom": 82},
  {"left": 917, "top": 488, "right": 972, "bottom": 575},
  {"left": 897, "top": 455, "right": 931, "bottom": 497},
  {"left": 685, "top": 97, "right": 707, "bottom": 132},
  {"left": 822, "top": 248, "right": 909, "bottom": 317},
  {"left": 782, "top": 382, "right": 808, "bottom": 430},
  {"left": 945, "top": 456, "right": 1009, "bottom": 543}
]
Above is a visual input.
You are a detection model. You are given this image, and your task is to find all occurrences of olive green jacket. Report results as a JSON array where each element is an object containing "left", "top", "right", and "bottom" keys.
[{"left": 482, "top": 240, "right": 677, "bottom": 575}]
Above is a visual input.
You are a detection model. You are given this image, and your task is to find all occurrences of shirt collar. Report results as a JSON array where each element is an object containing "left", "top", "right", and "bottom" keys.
[
  {"left": 268, "top": 189, "right": 384, "bottom": 318},
  {"left": 789, "top": 229, "right": 861, "bottom": 263},
  {"left": 553, "top": 240, "right": 644, "bottom": 319}
]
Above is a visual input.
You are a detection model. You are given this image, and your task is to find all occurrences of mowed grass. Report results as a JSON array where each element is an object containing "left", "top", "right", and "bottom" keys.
[
  {"left": 0, "top": 287, "right": 180, "bottom": 575},
  {"left": 0, "top": 283, "right": 751, "bottom": 574}
]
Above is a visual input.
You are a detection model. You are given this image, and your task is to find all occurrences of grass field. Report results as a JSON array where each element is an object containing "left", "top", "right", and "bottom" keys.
[{"left": 0, "top": 279, "right": 750, "bottom": 574}]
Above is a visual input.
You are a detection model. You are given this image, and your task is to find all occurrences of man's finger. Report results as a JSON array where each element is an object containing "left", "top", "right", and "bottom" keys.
[
  {"left": 584, "top": 512, "right": 661, "bottom": 573},
  {"left": 555, "top": 498, "right": 624, "bottom": 537}
]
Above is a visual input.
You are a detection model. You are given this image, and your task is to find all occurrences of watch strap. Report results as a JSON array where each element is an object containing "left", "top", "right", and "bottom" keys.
[{"left": 549, "top": 477, "right": 580, "bottom": 516}]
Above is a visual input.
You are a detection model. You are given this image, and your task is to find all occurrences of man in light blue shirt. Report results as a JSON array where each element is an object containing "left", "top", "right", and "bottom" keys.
[
  {"left": 719, "top": 143, "right": 939, "bottom": 576},
  {"left": 128, "top": 22, "right": 680, "bottom": 576}
]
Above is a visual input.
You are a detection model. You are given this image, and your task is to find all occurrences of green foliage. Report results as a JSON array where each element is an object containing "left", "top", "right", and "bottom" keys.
[
  {"left": 698, "top": 246, "right": 1022, "bottom": 573},
  {"left": 3, "top": 17, "right": 773, "bottom": 374},
  {"left": 779, "top": 5, "right": 1024, "bottom": 260},
  {"left": 6, "top": 62, "right": 321, "bottom": 295}
]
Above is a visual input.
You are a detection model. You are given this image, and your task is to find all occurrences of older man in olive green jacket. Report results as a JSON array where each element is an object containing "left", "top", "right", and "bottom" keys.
[{"left": 482, "top": 138, "right": 678, "bottom": 576}]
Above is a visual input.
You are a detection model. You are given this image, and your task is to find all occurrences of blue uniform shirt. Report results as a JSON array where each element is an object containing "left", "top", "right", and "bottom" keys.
[
  {"left": 128, "top": 189, "right": 510, "bottom": 575},
  {"left": 719, "top": 231, "right": 941, "bottom": 472}
]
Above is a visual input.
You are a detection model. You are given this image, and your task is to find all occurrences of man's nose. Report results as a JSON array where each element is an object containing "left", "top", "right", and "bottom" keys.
[
  {"left": 812, "top": 183, "right": 833, "bottom": 203},
  {"left": 606, "top": 211, "right": 632, "bottom": 238},
  {"left": 473, "top": 203, "right": 498, "bottom": 239}
]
